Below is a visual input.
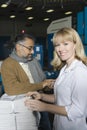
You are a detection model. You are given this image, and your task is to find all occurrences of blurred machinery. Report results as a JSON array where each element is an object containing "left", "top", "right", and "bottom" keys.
[
  {"left": 33, "top": 45, "right": 43, "bottom": 68},
  {"left": 77, "top": 6, "right": 87, "bottom": 55}
]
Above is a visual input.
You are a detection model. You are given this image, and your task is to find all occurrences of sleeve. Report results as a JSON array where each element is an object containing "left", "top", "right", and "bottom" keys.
[
  {"left": 1, "top": 59, "right": 43, "bottom": 96},
  {"left": 65, "top": 68, "right": 87, "bottom": 121}
]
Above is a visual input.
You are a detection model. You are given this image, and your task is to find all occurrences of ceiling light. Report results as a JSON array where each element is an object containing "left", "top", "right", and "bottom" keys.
[
  {"left": 43, "top": 18, "right": 50, "bottom": 21},
  {"left": 46, "top": 9, "right": 54, "bottom": 13},
  {"left": 1, "top": 0, "right": 11, "bottom": 8},
  {"left": 1, "top": 4, "right": 8, "bottom": 8},
  {"left": 10, "top": 15, "right": 16, "bottom": 18},
  {"left": 25, "top": 7, "right": 33, "bottom": 10},
  {"left": 65, "top": 11, "right": 72, "bottom": 15},
  {"left": 28, "top": 17, "right": 34, "bottom": 20}
]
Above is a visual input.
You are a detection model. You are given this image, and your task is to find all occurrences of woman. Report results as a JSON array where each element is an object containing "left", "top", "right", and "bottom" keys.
[{"left": 25, "top": 27, "right": 87, "bottom": 130}]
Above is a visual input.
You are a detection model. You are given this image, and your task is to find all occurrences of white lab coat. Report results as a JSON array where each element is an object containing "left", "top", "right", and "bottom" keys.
[{"left": 53, "top": 59, "right": 87, "bottom": 130}]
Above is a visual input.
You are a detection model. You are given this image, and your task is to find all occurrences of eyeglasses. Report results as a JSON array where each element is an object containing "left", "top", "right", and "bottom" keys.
[{"left": 19, "top": 44, "right": 34, "bottom": 51}]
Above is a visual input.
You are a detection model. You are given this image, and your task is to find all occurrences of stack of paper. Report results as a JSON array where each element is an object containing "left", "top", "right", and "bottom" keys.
[
  {"left": 0, "top": 98, "right": 39, "bottom": 130},
  {"left": 0, "top": 114, "right": 15, "bottom": 130}
]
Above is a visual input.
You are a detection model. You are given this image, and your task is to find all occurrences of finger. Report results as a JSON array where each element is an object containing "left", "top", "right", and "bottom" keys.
[
  {"left": 26, "top": 91, "right": 37, "bottom": 97},
  {"left": 26, "top": 92, "right": 33, "bottom": 96}
]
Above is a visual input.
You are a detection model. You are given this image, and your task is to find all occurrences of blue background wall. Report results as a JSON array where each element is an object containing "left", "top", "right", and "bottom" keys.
[{"left": 0, "top": 36, "right": 10, "bottom": 60}]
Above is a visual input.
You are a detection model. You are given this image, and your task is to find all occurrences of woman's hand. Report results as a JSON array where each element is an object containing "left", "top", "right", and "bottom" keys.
[
  {"left": 25, "top": 99, "right": 47, "bottom": 111},
  {"left": 26, "top": 91, "right": 42, "bottom": 100}
]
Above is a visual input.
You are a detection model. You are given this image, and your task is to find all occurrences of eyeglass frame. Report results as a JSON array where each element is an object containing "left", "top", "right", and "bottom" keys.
[{"left": 19, "top": 43, "right": 34, "bottom": 51}]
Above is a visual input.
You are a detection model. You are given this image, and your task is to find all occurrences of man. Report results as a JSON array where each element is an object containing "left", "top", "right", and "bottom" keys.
[{"left": 1, "top": 34, "right": 52, "bottom": 130}]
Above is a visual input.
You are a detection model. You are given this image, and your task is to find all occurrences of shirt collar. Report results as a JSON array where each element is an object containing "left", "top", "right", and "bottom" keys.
[{"left": 63, "top": 59, "right": 81, "bottom": 73}]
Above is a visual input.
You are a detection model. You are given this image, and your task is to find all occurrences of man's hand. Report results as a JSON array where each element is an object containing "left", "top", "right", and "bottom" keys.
[{"left": 42, "top": 79, "right": 55, "bottom": 89}]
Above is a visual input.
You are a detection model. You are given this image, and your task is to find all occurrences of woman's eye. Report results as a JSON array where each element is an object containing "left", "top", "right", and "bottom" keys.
[
  {"left": 64, "top": 43, "right": 68, "bottom": 45},
  {"left": 55, "top": 44, "right": 60, "bottom": 47}
]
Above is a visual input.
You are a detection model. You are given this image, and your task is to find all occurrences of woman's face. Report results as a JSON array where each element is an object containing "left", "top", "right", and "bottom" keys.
[{"left": 54, "top": 36, "right": 76, "bottom": 65}]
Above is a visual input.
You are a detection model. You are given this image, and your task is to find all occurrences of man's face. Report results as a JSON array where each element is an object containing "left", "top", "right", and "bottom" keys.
[{"left": 16, "top": 38, "right": 34, "bottom": 60}]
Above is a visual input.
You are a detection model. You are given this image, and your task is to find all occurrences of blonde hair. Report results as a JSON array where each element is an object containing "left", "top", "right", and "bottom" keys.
[
  {"left": 51, "top": 51, "right": 64, "bottom": 70},
  {"left": 51, "top": 27, "right": 87, "bottom": 69}
]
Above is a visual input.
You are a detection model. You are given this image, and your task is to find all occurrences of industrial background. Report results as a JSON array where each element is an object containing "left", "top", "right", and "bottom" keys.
[{"left": 0, "top": 0, "right": 87, "bottom": 71}]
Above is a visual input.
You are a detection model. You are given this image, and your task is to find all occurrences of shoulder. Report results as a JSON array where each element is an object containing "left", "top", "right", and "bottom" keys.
[
  {"left": 1, "top": 57, "right": 18, "bottom": 68},
  {"left": 74, "top": 61, "right": 87, "bottom": 78},
  {"left": 75, "top": 60, "right": 87, "bottom": 71}
]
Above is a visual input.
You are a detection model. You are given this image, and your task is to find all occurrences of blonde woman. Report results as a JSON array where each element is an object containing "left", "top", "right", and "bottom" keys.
[{"left": 25, "top": 27, "right": 87, "bottom": 130}]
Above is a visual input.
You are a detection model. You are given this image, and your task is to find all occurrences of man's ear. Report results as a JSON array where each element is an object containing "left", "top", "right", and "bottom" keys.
[{"left": 15, "top": 44, "right": 21, "bottom": 50}]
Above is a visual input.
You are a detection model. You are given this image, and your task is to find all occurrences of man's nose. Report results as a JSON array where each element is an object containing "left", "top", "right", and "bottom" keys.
[{"left": 31, "top": 49, "right": 34, "bottom": 54}]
